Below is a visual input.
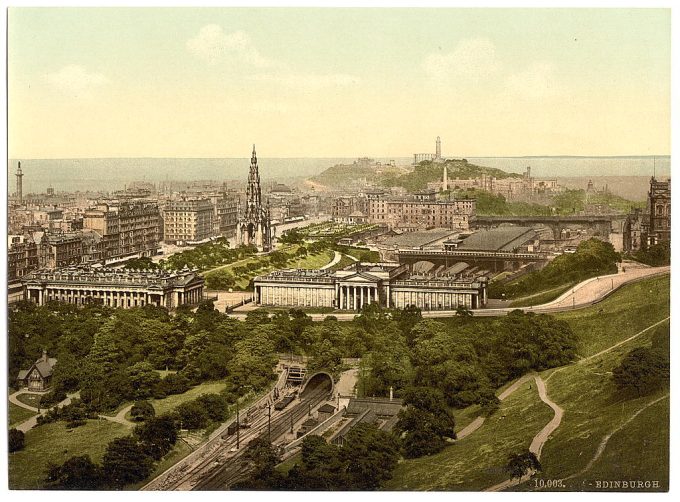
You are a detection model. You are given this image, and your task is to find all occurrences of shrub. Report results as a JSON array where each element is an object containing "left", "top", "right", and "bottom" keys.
[
  {"left": 130, "top": 400, "right": 156, "bottom": 422},
  {"left": 9, "top": 428, "right": 24, "bottom": 452}
]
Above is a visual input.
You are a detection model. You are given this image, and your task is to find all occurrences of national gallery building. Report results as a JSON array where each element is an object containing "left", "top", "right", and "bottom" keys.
[
  {"left": 21, "top": 266, "right": 205, "bottom": 309},
  {"left": 254, "top": 262, "right": 488, "bottom": 311}
]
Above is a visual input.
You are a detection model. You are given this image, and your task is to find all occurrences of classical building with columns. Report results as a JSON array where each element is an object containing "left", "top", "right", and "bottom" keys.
[
  {"left": 254, "top": 262, "right": 488, "bottom": 311},
  {"left": 21, "top": 266, "right": 205, "bottom": 309}
]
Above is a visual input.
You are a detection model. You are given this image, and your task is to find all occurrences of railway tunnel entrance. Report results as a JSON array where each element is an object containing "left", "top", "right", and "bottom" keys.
[{"left": 300, "top": 371, "right": 334, "bottom": 399}]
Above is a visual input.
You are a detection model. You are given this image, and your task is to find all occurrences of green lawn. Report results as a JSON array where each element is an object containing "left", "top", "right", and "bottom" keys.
[
  {"left": 329, "top": 253, "right": 356, "bottom": 271},
  {"left": 555, "top": 274, "right": 670, "bottom": 358},
  {"left": 8, "top": 419, "right": 129, "bottom": 489},
  {"left": 15, "top": 393, "right": 42, "bottom": 408},
  {"left": 509, "top": 283, "right": 575, "bottom": 308},
  {"left": 519, "top": 319, "right": 670, "bottom": 492},
  {"left": 385, "top": 383, "right": 553, "bottom": 491},
  {"left": 9, "top": 402, "right": 37, "bottom": 428},
  {"left": 564, "top": 396, "right": 669, "bottom": 492},
  {"left": 150, "top": 381, "right": 228, "bottom": 416},
  {"left": 205, "top": 246, "right": 335, "bottom": 290}
]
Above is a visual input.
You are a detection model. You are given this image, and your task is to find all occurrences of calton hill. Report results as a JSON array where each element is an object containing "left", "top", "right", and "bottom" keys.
[
  {"left": 312, "top": 157, "right": 645, "bottom": 216},
  {"left": 8, "top": 228, "right": 670, "bottom": 490}
]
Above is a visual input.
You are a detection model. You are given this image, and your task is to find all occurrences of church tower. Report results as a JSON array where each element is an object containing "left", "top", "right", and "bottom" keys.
[{"left": 236, "top": 145, "right": 273, "bottom": 252}]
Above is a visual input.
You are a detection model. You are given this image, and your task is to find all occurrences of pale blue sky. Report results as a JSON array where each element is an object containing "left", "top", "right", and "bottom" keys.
[{"left": 8, "top": 8, "right": 671, "bottom": 158}]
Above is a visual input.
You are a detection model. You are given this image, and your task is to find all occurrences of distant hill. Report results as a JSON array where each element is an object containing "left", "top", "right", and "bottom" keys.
[
  {"left": 382, "top": 159, "right": 522, "bottom": 192},
  {"left": 311, "top": 162, "right": 408, "bottom": 188},
  {"left": 311, "top": 158, "right": 520, "bottom": 191}
]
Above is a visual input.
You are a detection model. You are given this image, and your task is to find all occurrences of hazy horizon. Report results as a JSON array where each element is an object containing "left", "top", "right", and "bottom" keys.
[{"left": 7, "top": 156, "right": 671, "bottom": 198}]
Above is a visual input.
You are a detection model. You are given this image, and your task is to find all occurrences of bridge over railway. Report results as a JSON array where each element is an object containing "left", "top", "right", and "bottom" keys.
[
  {"left": 475, "top": 214, "right": 625, "bottom": 240},
  {"left": 397, "top": 248, "right": 550, "bottom": 272}
]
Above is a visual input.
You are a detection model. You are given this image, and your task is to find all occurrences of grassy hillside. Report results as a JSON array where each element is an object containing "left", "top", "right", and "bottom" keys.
[
  {"left": 386, "top": 384, "right": 553, "bottom": 490},
  {"left": 386, "top": 274, "right": 669, "bottom": 492},
  {"left": 383, "top": 159, "right": 521, "bottom": 192},
  {"left": 312, "top": 163, "right": 381, "bottom": 187},
  {"left": 523, "top": 319, "right": 669, "bottom": 491},
  {"left": 9, "top": 420, "right": 130, "bottom": 489}
]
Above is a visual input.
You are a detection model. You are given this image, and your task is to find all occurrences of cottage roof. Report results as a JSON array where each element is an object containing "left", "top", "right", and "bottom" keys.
[{"left": 318, "top": 403, "right": 337, "bottom": 413}]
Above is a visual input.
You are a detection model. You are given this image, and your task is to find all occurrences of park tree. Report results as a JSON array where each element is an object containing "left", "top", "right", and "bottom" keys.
[
  {"left": 134, "top": 415, "right": 178, "bottom": 460},
  {"left": 396, "top": 386, "right": 456, "bottom": 458},
  {"left": 174, "top": 401, "right": 209, "bottom": 430},
  {"left": 285, "top": 435, "right": 348, "bottom": 490},
  {"left": 46, "top": 455, "right": 103, "bottom": 490},
  {"left": 506, "top": 451, "right": 541, "bottom": 480},
  {"left": 339, "top": 422, "right": 400, "bottom": 489},
  {"left": 127, "top": 362, "right": 162, "bottom": 399},
  {"left": 232, "top": 436, "right": 284, "bottom": 490},
  {"left": 393, "top": 304, "right": 422, "bottom": 347},
  {"left": 8, "top": 428, "right": 24, "bottom": 453},
  {"left": 101, "top": 436, "right": 153, "bottom": 488},
  {"left": 195, "top": 393, "right": 229, "bottom": 422},
  {"left": 130, "top": 400, "right": 156, "bottom": 422},
  {"left": 612, "top": 347, "right": 670, "bottom": 396}
]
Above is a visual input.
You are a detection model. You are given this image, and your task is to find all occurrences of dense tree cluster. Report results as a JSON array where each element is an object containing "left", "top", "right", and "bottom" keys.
[
  {"left": 491, "top": 238, "right": 621, "bottom": 299},
  {"left": 235, "top": 423, "right": 400, "bottom": 490},
  {"left": 9, "top": 300, "right": 279, "bottom": 415},
  {"left": 631, "top": 241, "right": 670, "bottom": 267},
  {"left": 46, "top": 414, "right": 180, "bottom": 490},
  {"left": 396, "top": 387, "right": 457, "bottom": 458},
  {"left": 612, "top": 323, "right": 670, "bottom": 396}
]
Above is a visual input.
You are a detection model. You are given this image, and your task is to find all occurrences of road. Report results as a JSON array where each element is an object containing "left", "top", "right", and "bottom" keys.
[
  {"left": 225, "top": 264, "right": 669, "bottom": 321},
  {"left": 9, "top": 390, "right": 76, "bottom": 433}
]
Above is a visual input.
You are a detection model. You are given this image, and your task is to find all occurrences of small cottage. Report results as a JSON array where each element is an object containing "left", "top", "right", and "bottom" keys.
[{"left": 16, "top": 350, "right": 57, "bottom": 391}]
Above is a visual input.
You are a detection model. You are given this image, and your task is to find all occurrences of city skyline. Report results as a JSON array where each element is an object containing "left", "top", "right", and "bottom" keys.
[{"left": 8, "top": 8, "right": 671, "bottom": 159}]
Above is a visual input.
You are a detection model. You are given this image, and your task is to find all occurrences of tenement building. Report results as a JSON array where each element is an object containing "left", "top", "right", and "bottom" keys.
[
  {"left": 254, "top": 262, "right": 488, "bottom": 311},
  {"left": 367, "top": 192, "right": 476, "bottom": 232},
  {"left": 163, "top": 198, "right": 215, "bottom": 245},
  {"left": 21, "top": 266, "right": 205, "bottom": 309},
  {"left": 83, "top": 201, "right": 161, "bottom": 260}
]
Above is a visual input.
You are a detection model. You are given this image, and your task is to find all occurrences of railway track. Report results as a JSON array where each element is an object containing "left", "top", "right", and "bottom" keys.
[
  {"left": 145, "top": 375, "right": 332, "bottom": 491},
  {"left": 194, "top": 383, "right": 331, "bottom": 490}
]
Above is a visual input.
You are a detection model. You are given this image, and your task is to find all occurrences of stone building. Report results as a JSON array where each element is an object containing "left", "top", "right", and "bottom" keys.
[
  {"left": 163, "top": 198, "right": 214, "bottom": 244},
  {"left": 236, "top": 145, "right": 273, "bottom": 252},
  {"left": 254, "top": 262, "right": 488, "bottom": 311},
  {"left": 646, "top": 177, "right": 671, "bottom": 247},
  {"left": 8, "top": 235, "right": 39, "bottom": 281},
  {"left": 22, "top": 266, "right": 205, "bottom": 310},
  {"left": 623, "top": 177, "right": 671, "bottom": 252},
  {"left": 367, "top": 195, "right": 475, "bottom": 232},
  {"left": 16, "top": 350, "right": 57, "bottom": 391},
  {"left": 83, "top": 201, "right": 161, "bottom": 260},
  {"left": 39, "top": 232, "right": 84, "bottom": 269},
  {"left": 332, "top": 195, "right": 369, "bottom": 224}
]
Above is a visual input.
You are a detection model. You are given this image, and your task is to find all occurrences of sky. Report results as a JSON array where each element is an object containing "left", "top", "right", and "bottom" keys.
[{"left": 7, "top": 7, "right": 671, "bottom": 159}]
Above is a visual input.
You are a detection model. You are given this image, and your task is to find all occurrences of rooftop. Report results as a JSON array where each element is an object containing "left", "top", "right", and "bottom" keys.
[
  {"left": 457, "top": 227, "right": 537, "bottom": 252},
  {"left": 381, "top": 229, "right": 458, "bottom": 249}
]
